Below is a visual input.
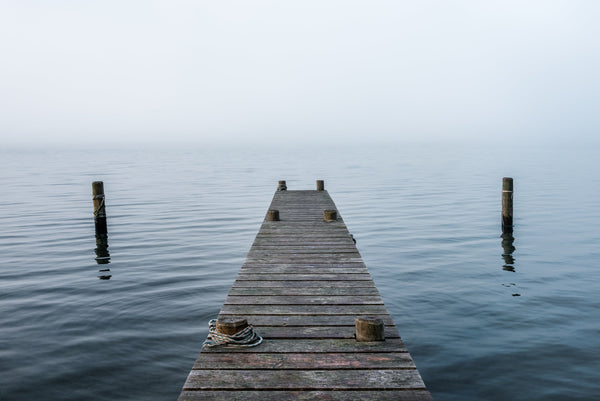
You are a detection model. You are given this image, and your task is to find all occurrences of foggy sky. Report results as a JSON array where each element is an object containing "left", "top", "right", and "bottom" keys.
[{"left": 1, "top": 1, "right": 599, "bottom": 145}]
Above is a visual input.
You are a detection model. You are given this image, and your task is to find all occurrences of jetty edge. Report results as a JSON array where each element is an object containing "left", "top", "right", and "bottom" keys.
[{"left": 178, "top": 180, "right": 433, "bottom": 400}]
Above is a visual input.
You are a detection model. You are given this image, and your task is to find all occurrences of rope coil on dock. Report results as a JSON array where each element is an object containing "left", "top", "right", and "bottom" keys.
[{"left": 203, "top": 319, "right": 263, "bottom": 348}]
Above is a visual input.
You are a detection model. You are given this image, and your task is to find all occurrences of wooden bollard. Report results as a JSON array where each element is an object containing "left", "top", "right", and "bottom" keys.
[
  {"left": 355, "top": 316, "right": 385, "bottom": 342},
  {"left": 216, "top": 317, "right": 248, "bottom": 335},
  {"left": 266, "top": 209, "right": 280, "bottom": 221},
  {"left": 502, "top": 177, "right": 513, "bottom": 233},
  {"left": 92, "top": 181, "right": 108, "bottom": 237},
  {"left": 277, "top": 180, "right": 287, "bottom": 191},
  {"left": 316, "top": 180, "right": 324, "bottom": 191},
  {"left": 323, "top": 209, "right": 337, "bottom": 222}
]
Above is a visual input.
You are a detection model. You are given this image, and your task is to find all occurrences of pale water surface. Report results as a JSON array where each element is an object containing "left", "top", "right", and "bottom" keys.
[{"left": 1, "top": 141, "right": 599, "bottom": 400}]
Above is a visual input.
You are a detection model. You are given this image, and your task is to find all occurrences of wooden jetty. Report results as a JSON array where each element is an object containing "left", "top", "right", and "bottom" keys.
[{"left": 178, "top": 182, "right": 432, "bottom": 400}]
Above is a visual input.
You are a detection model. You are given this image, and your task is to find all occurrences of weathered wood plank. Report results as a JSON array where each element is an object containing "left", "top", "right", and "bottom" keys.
[
  {"left": 220, "top": 304, "right": 390, "bottom": 315},
  {"left": 192, "top": 352, "right": 415, "bottom": 370},
  {"left": 182, "top": 369, "right": 426, "bottom": 390},
  {"left": 244, "top": 257, "right": 365, "bottom": 263},
  {"left": 199, "top": 338, "right": 407, "bottom": 353},
  {"left": 253, "top": 325, "right": 400, "bottom": 339},
  {"left": 224, "top": 295, "right": 384, "bottom": 305},
  {"left": 235, "top": 273, "right": 372, "bottom": 281},
  {"left": 232, "top": 280, "right": 376, "bottom": 288},
  {"left": 218, "top": 314, "right": 396, "bottom": 326},
  {"left": 179, "top": 390, "right": 434, "bottom": 401},
  {"left": 227, "top": 287, "right": 381, "bottom": 296},
  {"left": 242, "top": 263, "right": 367, "bottom": 268},
  {"left": 239, "top": 267, "right": 368, "bottom": 274}
]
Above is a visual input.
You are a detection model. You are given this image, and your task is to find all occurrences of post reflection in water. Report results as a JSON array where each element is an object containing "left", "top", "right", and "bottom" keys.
[
  {"left": 501, "top": 232, "right": 521, "bottom": 296},
  {"left": 95, "top": 235, "right": 112, "bottom": 279},
  {"left": 501, "top": 232, "right": 516, "bottom": 272}
]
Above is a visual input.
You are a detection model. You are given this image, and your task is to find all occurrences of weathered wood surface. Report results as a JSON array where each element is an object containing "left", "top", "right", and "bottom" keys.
[
  {"left": 179, "top": 390, "right": 433, "bottom": 401},
  {"left": 178, "top": 189, "right": 432, "bottom": 400}
]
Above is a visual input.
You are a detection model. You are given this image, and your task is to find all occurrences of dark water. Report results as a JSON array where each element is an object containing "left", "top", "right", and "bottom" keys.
[{"left": 1, "top": 141, "right": 599, "bottom": 400}]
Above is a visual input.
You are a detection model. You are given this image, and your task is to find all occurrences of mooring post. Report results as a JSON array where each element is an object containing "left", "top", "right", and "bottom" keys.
[
  {"left": 277, "top": 180, "right": 287, "bottom": 191},
  {"left": 502, "top": 177, "right": 513, "bottom": 233},
  {"left": 266, "top": 209, "right": 280, "bottom": 221},
  {"left": 92, "top": 181, "right": 108, "bottom": 237},
  {"left": 316, "top": 180, "right": 325, "bottom": 191},
  {"left": 323, "top": 209, "right": 337, "bottom": 222},
  {"left": 355, "top": 316, "right": 385, "bottom": 342},
  {"left": 216, "top": 317, "right": 248, "bottom": 335}
]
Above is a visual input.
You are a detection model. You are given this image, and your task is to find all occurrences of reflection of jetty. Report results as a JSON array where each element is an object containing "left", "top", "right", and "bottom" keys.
[{"left": 178, "top": 182, "right": 432, "bottom": 400}]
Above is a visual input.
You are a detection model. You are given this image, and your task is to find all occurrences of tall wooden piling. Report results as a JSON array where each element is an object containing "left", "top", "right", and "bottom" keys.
[
  {"left": 92, "top": 181, "right": 108, "bottom": 237},
  {"left": 502, "top": 177, "right": 513, "bottom": 233}
]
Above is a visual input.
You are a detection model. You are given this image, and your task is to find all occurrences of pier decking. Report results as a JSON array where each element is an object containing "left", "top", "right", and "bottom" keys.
[{"left": 178, "top": 185, "right": 432, "bottom": 400}]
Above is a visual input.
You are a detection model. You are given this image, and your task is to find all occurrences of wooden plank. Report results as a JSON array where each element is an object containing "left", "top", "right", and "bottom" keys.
[
  {"left": 224, "top": 295, "right": 384, "bottom": 305},
  {"left": 182, "top": 369, "right": 426, "bottom": 390},
  {"left": 218, "top": 314, "right": 396, "bottom": 326},
  {"left": 244, "top": 257, "right": 365, "bottom": 263},
  {"left": 192, "top": 352, "right": 415, "bottom": 370},
  {"left": 242, "top": 263, "right": 367, "bottom": 268},
  {"left": 239, "top": 267, "right": 368, "bottom": 274},
  {"left": 200, "top": 338, "right": 407, "bottom": 353},
  {"left": 254, "top": 325, "right": 400, "bottom": 339},
  {"left": 179, "top": 390, "right": 434, "bottom": 401},
  {"left": 232, "top": 280, "right": 376, "bottom": 288},
  {"left": 235, "top": 273, "right": 372, "bottom": 281},
  {"left": 220, "top": 304, "right": 390, "bottom": 315},
  {"left": 227, "top": 287, "right": 381, "bottom": 296}
]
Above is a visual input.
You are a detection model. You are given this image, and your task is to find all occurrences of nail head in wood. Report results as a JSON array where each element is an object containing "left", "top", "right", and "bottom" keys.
[
  {"left": 316, "top": 180, "right": 325, "bottom": 191},
  {"left": 323, "top": 209, "right": 337, "bottom": 222},
  {"left": 355, "top": 316, "right": 385, "bottom": 342},
  {"left": 216, "top": 317, "right": 248, "bottom": 335},
  {"left": 277, "top": 180, "right": 287, "bottom": 191},
  {"left": 266, "top": 209, "right": 280, "bottom": 221}
]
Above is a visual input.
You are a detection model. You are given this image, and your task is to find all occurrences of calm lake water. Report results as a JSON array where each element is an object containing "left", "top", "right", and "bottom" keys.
[{"left": 1, "top": 141, "right": 599, "bottom": 400}]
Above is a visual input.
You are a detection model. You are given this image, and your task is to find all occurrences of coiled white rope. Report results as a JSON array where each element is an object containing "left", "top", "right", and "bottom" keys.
[{"left": 203, "top": 319, "right": 263, "bottom": 348}]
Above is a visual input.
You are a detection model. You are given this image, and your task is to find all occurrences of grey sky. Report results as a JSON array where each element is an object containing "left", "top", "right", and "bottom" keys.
[{"left": 1, "top": 1, "right": 599, "bottom": 145}]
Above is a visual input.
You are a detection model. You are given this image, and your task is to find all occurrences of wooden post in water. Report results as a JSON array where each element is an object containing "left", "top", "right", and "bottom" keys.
[
  {"left": 316, "top": 180, "right": 325, "bottom": 191},
  {"left": 277, "top": 180, "right": 287, "bottom": 191},
  {"left": 355, "top": 316, "right": 385, "bottom": 342},
  {"left": 502, "top": 177, "right": 513, "bottom": 233},
  {"left": 92, "top": 181, "right": 108, "bottom": 237}
]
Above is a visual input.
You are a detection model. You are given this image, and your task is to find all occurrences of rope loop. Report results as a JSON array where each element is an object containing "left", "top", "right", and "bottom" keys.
[{"left": 203, "top": 319, "right": 263, "bottom": 348}]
